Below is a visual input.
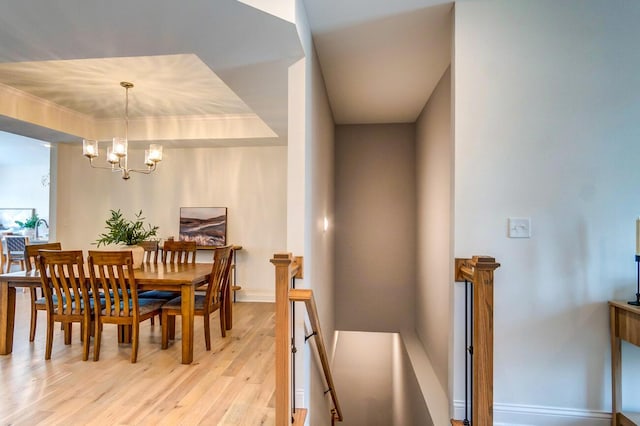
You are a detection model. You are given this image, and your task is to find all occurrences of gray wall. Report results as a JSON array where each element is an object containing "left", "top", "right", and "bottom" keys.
[
  {"left": 335, "top": 124, "right": 416, "bottom": 332},
  {"left": 415, "top": 67, "right": 452, "bottom": 394},
  {"left": 295, "top": 2, "right": 337, "bottom": 424},
  {"left": 333, "top": 331, "right": 394, "bottom": 426},
  {"left": 393, "top": 334, "right": 433, "bottom": 426}
]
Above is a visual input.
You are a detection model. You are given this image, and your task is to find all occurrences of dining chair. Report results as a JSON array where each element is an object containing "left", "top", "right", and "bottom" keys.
[
  {"left": 161, "top": 245, "right": 233, "bottom": 351},
  {"left": 87, "top": 250, "right": 165, "bottom": 363},
  {"left": 36, "top": 249, "right": 94, "bottom": 361},
  {"left": 25, "top": 242, "right": 62, "bottom": 342},
  {"left": 138, "top": 240, "right": 159, "bottom": 264},
  {"left": 141, "top": 239, "right": 197, "bottom": 304},
  {"left": 5, "top": 236, "right": 28, "bottom": 273},
  {"left": 162, "top": 240, "right": 197, "bottom": 264}
]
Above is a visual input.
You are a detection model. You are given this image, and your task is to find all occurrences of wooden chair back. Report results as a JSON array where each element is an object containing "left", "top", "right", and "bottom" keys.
[
  {"left": 36, "top": 249, "right": 92, "bottom": 360},
  {"left": 87, "top": 250, "right": 165, "bottom": 363},
  {"left": 25, "top": 242, "right": 62, "bottom": 271},
  {"left": 161, "top": 245, "right": 234, "bottom": 351},
  {"left": 203, "top": 245, "right": 234, "bottom": 314},
  {"left": 87, "top": 250, "right": 139, "bottom": 320},
  {"left": 36, "top": 250, "right": 89, "bottom": 317},
  {"left": 25, "top": 242, "right": 63, "bottom": 342},
  {"left": 162, "top": 240, "right": 197, "bottom": 264},
  {"left": 138, "top": 240, "right": 159, "bottom": 264}
]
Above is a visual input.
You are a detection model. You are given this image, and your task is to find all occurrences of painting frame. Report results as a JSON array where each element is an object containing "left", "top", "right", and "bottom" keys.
[{"left": 179, "top": 207, "right": 227, "bottom": 248}]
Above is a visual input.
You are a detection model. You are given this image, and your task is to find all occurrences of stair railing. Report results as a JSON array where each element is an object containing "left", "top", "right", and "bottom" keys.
[
  {"left": 451, "top": 256, "right": 500, "bottom": 426},
  {"left": 271, "top": 253, "right": 343, "bottom": 425}
]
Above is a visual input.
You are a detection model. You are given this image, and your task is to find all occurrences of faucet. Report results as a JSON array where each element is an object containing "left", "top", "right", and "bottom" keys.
[{"left": 35, "top": 218, "right": 49, "bottom": 240}]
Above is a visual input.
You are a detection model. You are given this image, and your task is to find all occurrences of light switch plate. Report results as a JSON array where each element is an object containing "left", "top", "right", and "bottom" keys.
[{"left": 508, "top": 217, "right": 531, "bottom": 238}]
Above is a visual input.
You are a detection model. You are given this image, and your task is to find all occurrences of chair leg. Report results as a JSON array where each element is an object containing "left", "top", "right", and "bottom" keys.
[
  {"left": 168, "top": 316, "right": 175, "bottom": 340},
  {"left": 29, "top": 289, "right": 38, "bottom": 342},
  {"left": 161, "top": 311, "right": 169, "bottom": 349},
  {"left": 82, "top": 317, "right": 90, "bottom": 361},
  {"left": 93, "top": 321, "right": 102, "bottom": 361},
  {"left": 45, "top": 317, "right": 54, "bottom": 360},
  {"left": 131, "top": 322, "right": 139, "bottom": 363},
  {"left": 220, "top": 308, "right": 226, "bottom": 338},
  {"left": 63, "top": 323, "right": 72, "bottom": 345},
  {"left": 203, "top": 313, "right": 211, "bottom": 351}
]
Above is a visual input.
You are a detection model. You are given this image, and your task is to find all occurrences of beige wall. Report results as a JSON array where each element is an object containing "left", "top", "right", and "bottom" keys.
[
  {"left": 334, "top": 123, "right": 416, "bottom": 332},
  {"left": 415, "top": 66, "right": 452, "bottom": 394},
  {"left": 55, "top": 143, "right": 287, "bottom": 301}
]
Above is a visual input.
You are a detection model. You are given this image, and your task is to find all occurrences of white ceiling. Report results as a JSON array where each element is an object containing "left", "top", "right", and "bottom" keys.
[
  {"left": 303, "top": 0, "right": 453, "bottom": 124},
  {"left": 0, "top": 0, "right": 452, "bottom": 147},
  {"left": 0, "top": 0, "right": 302, "bottom": 147},
  {"left": 0, "top": 55, "right": 253, "bottom": 118}
]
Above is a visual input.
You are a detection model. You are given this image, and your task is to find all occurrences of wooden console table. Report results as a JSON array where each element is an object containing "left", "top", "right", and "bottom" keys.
[{"left": 609, "top": 301, "right": 640, "bottom": 426}]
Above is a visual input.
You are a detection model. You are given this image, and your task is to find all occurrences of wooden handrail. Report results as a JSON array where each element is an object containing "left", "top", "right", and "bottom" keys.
[
  {"left": 271, "top": 253, "right": 341, "bottom": 425},
  {"left": 290, "top": 288, "right": 343, "bottom": 422},
  {"left": 271, "top": 253, "right": 300, "bottom": 426},
  {"left": 452, "top": 256, "right": 500, "bottom": 426}
]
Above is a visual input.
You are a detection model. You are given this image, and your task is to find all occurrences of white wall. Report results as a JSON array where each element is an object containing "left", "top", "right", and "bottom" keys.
[
  {"left": 454, "top": 0, "right": 640, "bottom": 422},
  {"left": 0, "top": 132, "right": 50, "bottom": 226},
  {"left": 415, "top": 66, "right": 452, "bottom": 395},
  {"left": 334, "top": 124, "right": 416, "bottom": 333},
  {"left": 55, "top": 143, "right": 286, "bottom": 301}
]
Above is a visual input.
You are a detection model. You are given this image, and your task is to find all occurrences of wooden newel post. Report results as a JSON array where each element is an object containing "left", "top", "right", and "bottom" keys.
[
  {"left": 454, "top": 255, "right": 500, "bottom": 426},
  {"left": 271, "top": 253, "right": 303, "bottom": 426}
]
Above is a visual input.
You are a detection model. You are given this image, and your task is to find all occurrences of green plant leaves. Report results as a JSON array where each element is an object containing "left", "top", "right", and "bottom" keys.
[
  {"left": 15, "top": 213, "right": 39, "bottom": 229},
  {"left": 95, "top": 209, "right": 159, "bottom": 247}
]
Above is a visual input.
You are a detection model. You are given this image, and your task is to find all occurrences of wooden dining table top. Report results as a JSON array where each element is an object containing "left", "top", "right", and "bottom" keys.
[
  {"left": 0, "top": 262, "right": 213, "bottom": 286},
  {"left": 135, "top": 262, "right": 213, "bottom": 287}
]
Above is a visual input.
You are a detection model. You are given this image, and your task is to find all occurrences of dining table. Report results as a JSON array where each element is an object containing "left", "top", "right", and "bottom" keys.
[{"left": 0, "top": 262, "right": 230, "bottom": 364}]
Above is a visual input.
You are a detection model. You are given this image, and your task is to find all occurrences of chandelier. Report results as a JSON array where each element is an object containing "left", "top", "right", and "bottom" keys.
[{"left": 82, "top": 81, "right": 163, "bottom": 180}]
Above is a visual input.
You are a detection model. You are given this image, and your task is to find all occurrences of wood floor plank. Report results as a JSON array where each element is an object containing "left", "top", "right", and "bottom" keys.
[{"left": 0, "top": 292, "right": 276, "bottom": 425}]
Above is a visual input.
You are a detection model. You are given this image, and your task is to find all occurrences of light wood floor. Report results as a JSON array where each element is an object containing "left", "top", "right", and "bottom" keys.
[{"left": 0, "top": 291, "right": 276, "bottom": 425}]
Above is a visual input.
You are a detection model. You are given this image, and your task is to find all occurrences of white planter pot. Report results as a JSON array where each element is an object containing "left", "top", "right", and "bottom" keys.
[
  {"left": 100, "top": 244, "right": 145, "bottom": 269},
  {"left": 128, "top": 245, "right": 144, "bottom": 269}
]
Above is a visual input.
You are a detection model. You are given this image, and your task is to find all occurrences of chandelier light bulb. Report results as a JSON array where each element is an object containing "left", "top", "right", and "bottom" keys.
[{"left": 81, "top": 81, "right": 163, "bottom": 180}]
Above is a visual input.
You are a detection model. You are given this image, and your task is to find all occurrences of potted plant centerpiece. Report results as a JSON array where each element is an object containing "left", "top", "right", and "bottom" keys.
[
  {"left": 15, "top": 213, "right": 39, "bottom": 239},
  {"left": 95, "top": 209, "right": 159, "bottom": 268}
]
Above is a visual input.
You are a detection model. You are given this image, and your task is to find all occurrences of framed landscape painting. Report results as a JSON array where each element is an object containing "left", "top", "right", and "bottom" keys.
[{"left": 179, "top": 207, "right": 227, "bottom": 248}]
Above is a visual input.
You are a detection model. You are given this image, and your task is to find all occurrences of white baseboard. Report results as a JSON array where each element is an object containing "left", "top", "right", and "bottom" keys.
[
  {"left": 295, "top": 388, "right": 305, "bottom": 411},
  {"left": 453, "top": 400, "right": 611, "bottom": 425}
]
